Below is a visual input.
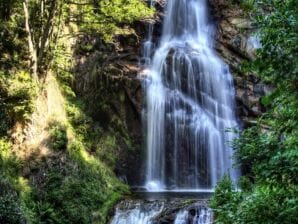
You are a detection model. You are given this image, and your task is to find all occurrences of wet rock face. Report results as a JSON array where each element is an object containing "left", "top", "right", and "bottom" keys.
[
  {"left": 73, "top": 1, "right": 269, "bottom": 186},
  {"left": 73, "top": 31, "right": 147, "bottom": 186},
  {"left": 208, "top": 0, "right": 269, "bottom": 125},
  {"left": 151, "top": 0, "right": 268, "bottom": 125}
]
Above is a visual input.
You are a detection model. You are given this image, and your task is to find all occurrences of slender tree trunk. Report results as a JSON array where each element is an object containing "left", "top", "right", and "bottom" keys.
[
  {"left": 23, "top": 0, "right": 38, "bottom": 81},
  {"left": 38, "top": 0, "right": 57, "bottom": 72}
]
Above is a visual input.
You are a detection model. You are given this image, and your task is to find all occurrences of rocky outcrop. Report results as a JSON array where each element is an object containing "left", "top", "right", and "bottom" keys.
[
  {"left": 209, "top": 0, "right": 271, "bottom": 127},
  {"left": 73, "top": 31, "right": 146, "bottom": 186},
  {"left": 146, "top": 0, "right": 270, "bottom": 127},
  {"left": 73, "top": 1, "right": 270, "bottom": 185},
  {"left": 110, "top": 197, "right": 212, "bottom": 224}
]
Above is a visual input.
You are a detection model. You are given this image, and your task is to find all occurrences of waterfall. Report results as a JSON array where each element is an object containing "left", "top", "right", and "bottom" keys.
[
  {"left": 111, "top": 1, "right": 240, "bottom": 223},
  {"left": 144, "top": 0, "right": 240, "bottom": 191}
]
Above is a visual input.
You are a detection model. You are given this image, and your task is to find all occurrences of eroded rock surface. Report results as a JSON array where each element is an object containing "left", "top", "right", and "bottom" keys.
[{"left": 209, "top": 0, "right": 270, "bottom": 126}]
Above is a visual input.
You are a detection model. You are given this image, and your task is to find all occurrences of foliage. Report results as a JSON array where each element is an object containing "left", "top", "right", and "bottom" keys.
[
  {"left": 95, "top": 135, "right": 118, "bottom": 168},
  {"left": 252, "top": 0, "right": 298, "bottom": 84},
  {"left": 72, "top": 0, "right": 153, "bottom": 42},
  {"left": 228, "top": 0, "right": 255, "bottom": 11},
  {"left": 211, "top": 0, "right": 298, "bottom": 223},
  {"left": 24, "top": 23, "right": 130, "bottom": 223},
  {"left": 0, "top": 139, "right": 22, "bottom": 177},
  {"left": 0, "top": 138, "right": 32, "bottom": 224},
  {"left": 0, "top": 1, "right": 26, "bottom": 70},
  {"left": 235, "top": 91, "right": 298, "bottom": 185},
  {"left": 26, "top": 139, "right": 128, "bottom": 224},
  {"left": 211, "top": 177, "right": 298, "bottom": 224},
  {"left": 0, "top": 71, "right": 37, "bottom": 130},
  {"left": 0, "top": 102, "right": 129, "bottom": 224},
  {"left": 210, "top": 175, "right": 242, "bottom": 224},
  {"left": 48, "top": 121, "right": 68, "bottom": 151},
  {"left": 0, "top": 0, "right": 151, "bottom": 223},
  {"left": 0, "top": 177, "right": 25, "bottom": 224}
]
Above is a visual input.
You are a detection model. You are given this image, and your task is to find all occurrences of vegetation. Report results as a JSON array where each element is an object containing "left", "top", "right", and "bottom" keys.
[
  {"left": 48, "top": 121, "right": 68, "bottom": 151},
  {"left": 0, "top": 0, "right": 151, "bottom": 223},
  {"left": 211, "top": 0, "right": 298, "bottom": 223},
  {"left": 1, "top": 0, "right": 297, "bottom": 223},
  {"left": 0, "top": 71, "right": 37, "bottom": 134}
]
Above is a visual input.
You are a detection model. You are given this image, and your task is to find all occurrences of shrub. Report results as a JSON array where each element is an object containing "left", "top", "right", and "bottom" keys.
[
  {"left": 0, "top": 177, "right": 25, "bottom": 224},
  {"left": 0, "top": 71, "right": 37, "bottom": 123},
  {"left": 96, "top": 135, "right": 118, "bottom": 168},
  {"left": 48, "top": 122, "right": 68, "bottom": 151},
  {"left": 211, "top": 1, "right": 298, "bottom": 223},
  {"left": 0, "top": 139, "right": 26, "bottom": 223},
  {"left": 210, "top": 175, "right": 241, "bottom": 224}
]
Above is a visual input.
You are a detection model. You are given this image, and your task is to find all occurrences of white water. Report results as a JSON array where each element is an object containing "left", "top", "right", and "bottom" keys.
[
  {"left": 144, "top": 0, "right": 240, "bottom": 191},
  {"left": 174, "top": 207, "right": 213, "bottom": 224},
  {"left": 111, "top": 201, "right": 163, "bottom": 224},
  {"left": 111, "top": 201, "right": 213, "bottom": 224},
  {"left": 111, "top": 0, "right": 240, "bottom": 223}
]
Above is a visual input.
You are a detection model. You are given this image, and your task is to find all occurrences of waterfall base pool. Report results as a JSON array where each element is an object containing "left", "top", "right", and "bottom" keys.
[{"left": 131, "top": 189, "right": 213, "bottom": 200}]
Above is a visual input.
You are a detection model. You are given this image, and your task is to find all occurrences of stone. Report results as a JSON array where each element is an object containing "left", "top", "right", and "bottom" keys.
[{"left": 228, "top": 18, "right": 252, "bottom": 29}]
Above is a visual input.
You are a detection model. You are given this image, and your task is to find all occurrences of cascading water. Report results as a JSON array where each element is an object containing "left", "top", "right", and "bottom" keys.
[
  {"left": 111, "top": 200, "right": 213, "bottom": 224},
  {"left": 144, "top": 0, "right": 240, "bottom": 191},
  {"left": 111, "top": 201, "right": 164, "bottom": 224},
  {"left": 111, "top": 0, "right": 240, "bottom": 223},
  {"left": 174, "top": 207, "right": 213, "bottom": 224}
]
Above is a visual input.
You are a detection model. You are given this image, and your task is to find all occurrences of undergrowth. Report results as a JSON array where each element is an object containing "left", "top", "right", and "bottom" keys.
[{"left": 0, "top": 40, "right": 130, "bottom": 224}]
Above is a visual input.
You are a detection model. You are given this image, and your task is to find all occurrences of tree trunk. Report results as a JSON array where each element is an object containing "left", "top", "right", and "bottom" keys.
[
  {"left": 38, "top": 0, "right": 57, "bottom": 73},
  {"left": 23, "top": 0, "right": 38, "bottom": 81}
]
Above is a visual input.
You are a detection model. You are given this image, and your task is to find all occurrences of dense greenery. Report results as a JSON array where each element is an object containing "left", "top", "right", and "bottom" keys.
[
  {"left": 1, "top": 0, "right": 297, "bottom": 223},
  {"left": 0, "top": 71, "right": 37, "bottom": 135},
  {"left": 211, "top": 0, "right": 298, "bottom": 223},
  {"left": 0, "top": 0, "right": 151, "bottom": 223}
]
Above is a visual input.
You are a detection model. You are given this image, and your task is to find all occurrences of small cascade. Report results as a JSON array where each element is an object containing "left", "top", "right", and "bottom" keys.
[
  {"left": 111, "top": 199, "right": 212, "bottom": 224},
  {"left": 174, "top": 207, "right": 213, "bottom": 224},
  {"left": 140, "top": 0, "right": 155, "bottom": 67},
  {"left": 111, "top": 201, "right": 163, "bottom": 224}
]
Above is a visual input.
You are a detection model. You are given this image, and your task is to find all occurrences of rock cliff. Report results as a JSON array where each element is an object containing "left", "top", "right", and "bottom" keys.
[{"left": 73, "top": 0, "right": 268, "bottom": 185}]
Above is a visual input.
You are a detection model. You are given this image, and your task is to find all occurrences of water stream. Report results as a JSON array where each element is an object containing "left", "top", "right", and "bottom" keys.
[
  {"left": 112, "top": 0, "right": 240, "bottom": 223},
  {"left": 144, "top": 0, "right": 239, "bottom": 191}
]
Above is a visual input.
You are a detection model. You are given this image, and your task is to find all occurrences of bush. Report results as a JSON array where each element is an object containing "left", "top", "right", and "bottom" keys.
[
  {"left": 0, "top": 177, "right": 25, "bottom": 224},
  {"left": 211, "top": 178, "right": 298, "bottom": 224},
  {"left": 211, "top": 1, "right": 298, "bottom": 223},
  {"left": 0, "top": 139, "right": 22, "bottom": 177},
  {"left": 96, "top": 135, "right": 118, "bottom": 168},
  {"left": 210, "top": 175, "right": 241, "bottom": 224},
  {"left": 48, "top": 122, "right": 68, "bottom": 151},
  {"left": 0, "top": 71, "right": 37, "bottom": 123},
  {"left": 0, "top": 139, "right": 26, "bottom": 223}
]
